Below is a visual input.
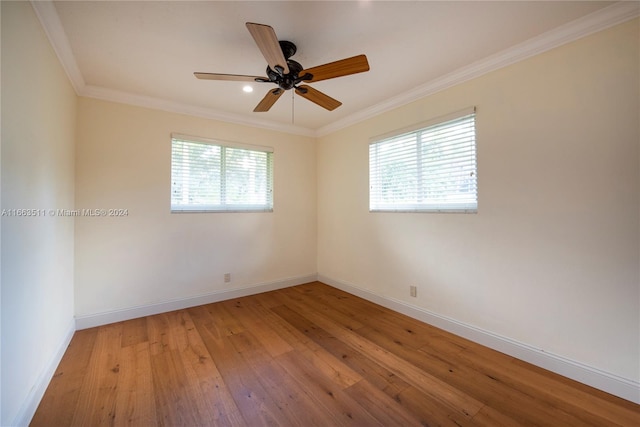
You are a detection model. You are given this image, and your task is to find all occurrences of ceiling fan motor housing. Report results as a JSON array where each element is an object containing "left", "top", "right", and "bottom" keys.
[
  {"left": 267, "top": 60, "right": 304, "bottom": 90},
  {"left": 265, "top": 41, "right": 313, "bottom": 91}
]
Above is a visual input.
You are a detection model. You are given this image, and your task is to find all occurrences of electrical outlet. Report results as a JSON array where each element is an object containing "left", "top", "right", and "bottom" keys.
[
  {"left": 410, "top": 285, "right": 417, "bottom": 297},
  {"left": 224, "top": 273, "right": 231, "bottom": 283}
]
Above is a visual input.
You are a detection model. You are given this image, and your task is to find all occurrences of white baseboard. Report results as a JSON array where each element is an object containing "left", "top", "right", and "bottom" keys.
[
  {"left": 318, "top": 274, "right": 640, "bottom": 405},
  {"left": 75, "top": 274, "right": 318, "bottom": 330},
  {"left": 11, "top": 318, "right": 76, "bottom": 427}
]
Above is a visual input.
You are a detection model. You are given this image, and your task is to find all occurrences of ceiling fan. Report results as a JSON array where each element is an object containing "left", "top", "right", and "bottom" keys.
[{"left": 194, "top": 22, "right": 370, "bottom": 112}]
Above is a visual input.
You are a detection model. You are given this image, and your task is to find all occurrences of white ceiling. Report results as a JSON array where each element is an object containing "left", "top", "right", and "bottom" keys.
[{"left": 35, "top": 1, "right": 637, "bottom": 136}]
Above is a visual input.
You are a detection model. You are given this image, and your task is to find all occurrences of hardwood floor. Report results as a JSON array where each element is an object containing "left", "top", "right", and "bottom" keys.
[{"left": 31, "top": 282, "right": 639, "bottom": 426}]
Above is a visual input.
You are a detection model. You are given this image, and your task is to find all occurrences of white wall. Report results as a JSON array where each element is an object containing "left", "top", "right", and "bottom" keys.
[
  {"left": 318, "top": 18, "right": 639, "bottom": 387},
  {"left": 1, "top": 2, "right": 77, "bottom": 425},
  {"left": 74, "top": 98, "right": 317, "bottom": 318}
]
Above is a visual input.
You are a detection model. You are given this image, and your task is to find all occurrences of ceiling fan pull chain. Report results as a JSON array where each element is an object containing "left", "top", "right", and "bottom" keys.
[{"left": 292, "top": 89, "right": 295, "bottom": 124}]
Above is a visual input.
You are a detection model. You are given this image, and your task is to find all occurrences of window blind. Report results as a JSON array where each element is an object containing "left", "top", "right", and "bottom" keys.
[
  {"left": 369, "top": 108, "right": 477, "bottom": 212},
  {"left": 171, "top": 135, "right": 273, "bottom": 212}
]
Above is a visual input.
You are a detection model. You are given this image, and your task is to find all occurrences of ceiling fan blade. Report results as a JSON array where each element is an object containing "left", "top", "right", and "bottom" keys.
[
  {"left": 246, "top": 22, "right": 290, "bottom": 75},
  {"left": 295, "top": 85, "right": 342, "bottom": 111},
  {"left": 254, "top": 88, "right": 284, "bottom": 112},
  {"left": 300, "top": 54, "right": 370, "bottom": 83},
  {"left": 194, "top": 72, "right": 268, "bottom": 82}
]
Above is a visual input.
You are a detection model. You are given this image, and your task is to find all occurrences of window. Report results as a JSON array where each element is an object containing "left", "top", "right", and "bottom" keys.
[
  {"left": 171, "top": 134, "right": 273, "bottom": 212},
  {"left": 369, "top": 107, "right": 477, "bottom": 212}
]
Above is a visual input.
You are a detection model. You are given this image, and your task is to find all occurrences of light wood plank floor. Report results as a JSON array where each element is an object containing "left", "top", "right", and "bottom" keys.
[{"left": 32, "top": 282, "right": 639, "bottom": 426}]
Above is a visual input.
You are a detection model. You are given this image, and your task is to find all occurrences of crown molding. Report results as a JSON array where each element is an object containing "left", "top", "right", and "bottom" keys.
[
  {"left": 31, "top": 0, "right": 85, "bottom": 93},
  {"left": 315, "top": 1, "right": 640, "bottom": 137},
  {"left": 82, "top": 85, "right": 317, "bottom": 137},
  {"left": 32, "top": 1, "right": 639, "bottom": 139},
  {"left": 29, "top": 0, "right": 315, "bottom": 137}
]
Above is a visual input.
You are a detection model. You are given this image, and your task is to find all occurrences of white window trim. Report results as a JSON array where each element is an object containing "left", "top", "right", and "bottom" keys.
[
  {"left": 370, "top": 107, "right": 476, "bottom": 144},
  {"left": 171, "top": 133, "right": 273, "bottom": 154},
  {"left": 369, "top": 107, "right": 477, "bottom": 213},
  {"left": 171, "top": 134, "right": 274, "bottom": 213}
]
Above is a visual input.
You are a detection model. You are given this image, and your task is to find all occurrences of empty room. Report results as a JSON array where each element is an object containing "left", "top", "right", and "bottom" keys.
[{"left": 1, "top": 1, "right": 639, "bottom": 425}]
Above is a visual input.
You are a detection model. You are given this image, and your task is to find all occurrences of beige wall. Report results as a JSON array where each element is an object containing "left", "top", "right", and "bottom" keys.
[
  {"left": 317, "top": 19, "right": 639, "bottom": 383},
  {"left": 1, "top": 2, "right": 77, "bottom": 425},
  {"left": 74, "top": 98, "right": 317, "bottom": 317},
  {"left": 2, "top": 3, "right": 638, "bottom": 421}
]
